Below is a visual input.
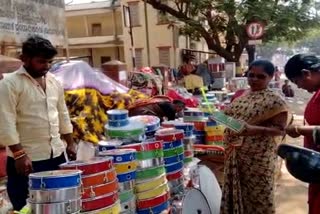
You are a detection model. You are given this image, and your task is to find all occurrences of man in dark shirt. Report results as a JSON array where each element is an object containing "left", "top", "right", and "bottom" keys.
[{"left": 129, "top": 99, "right": 186, "bottom": 122}]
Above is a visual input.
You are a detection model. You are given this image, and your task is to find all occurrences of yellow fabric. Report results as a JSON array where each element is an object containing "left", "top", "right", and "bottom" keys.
[
  {"left": 65, "top": 88, "right": 148, "bottom": 144},
  {"left": 0, "top": 67, "right": 73, "bottom": 161},
  {"left": 184, "top": 74, "right": 204, "bottom": 90}
]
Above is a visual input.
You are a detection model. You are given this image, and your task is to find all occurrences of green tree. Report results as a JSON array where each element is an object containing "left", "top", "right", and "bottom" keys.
[
  {"left": 295, "top": 29, "right": 320, "bottom": 55},
  {"left": 145, "top": 0, "right": 319, "bottom": 64}
]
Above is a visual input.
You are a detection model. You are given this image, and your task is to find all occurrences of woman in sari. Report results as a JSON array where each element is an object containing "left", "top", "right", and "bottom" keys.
[
  {"left": 284, "top": 54, "right": 320, "bottom": 214},
  {"left": 221, "top": 60, "right": 289, "bottom": 214}
]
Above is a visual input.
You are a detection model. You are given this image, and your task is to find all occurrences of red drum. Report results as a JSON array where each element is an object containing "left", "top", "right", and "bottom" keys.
[
  {"left": 82, "top": 191, "right": 118, "bottom": 212},
  {"left": 155, "top": 129, "right": 184, "bottom": 142},
  {"left": 60, "top": 157, "right": 113, "bottom": 176},
  {"left": 122, "top": 140, "right": 162, "bottom": 152}
]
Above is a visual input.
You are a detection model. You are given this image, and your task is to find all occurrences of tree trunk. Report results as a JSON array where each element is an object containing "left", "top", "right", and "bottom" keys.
[{"left": 246, "top": 45, "right": 256, "bottom": 65}]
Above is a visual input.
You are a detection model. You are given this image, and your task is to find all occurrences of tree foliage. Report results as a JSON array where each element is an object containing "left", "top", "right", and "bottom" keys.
[
  {"left": 294, "top": 29, "right": 320, "bottom": 55},
  {"left": 145, "top": 0, "right": 319, "bottom": 63}
]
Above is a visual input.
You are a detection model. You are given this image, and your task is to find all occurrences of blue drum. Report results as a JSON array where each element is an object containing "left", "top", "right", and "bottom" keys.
[{"left": 29, "top": 170, "right": 82, "bottom": 190}]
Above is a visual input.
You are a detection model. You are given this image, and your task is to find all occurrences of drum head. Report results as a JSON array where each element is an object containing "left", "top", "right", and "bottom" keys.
[
  {"left": 182, "top": 188, "right": 211, "bottom": 214},
  {"left": 198, "top": 165, "right": 222, "bottom": 214}
]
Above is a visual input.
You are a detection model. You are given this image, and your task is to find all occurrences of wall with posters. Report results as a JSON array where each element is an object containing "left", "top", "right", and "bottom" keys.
[{"left": 0, "top": 0, "right": 65, "bottom": 46}]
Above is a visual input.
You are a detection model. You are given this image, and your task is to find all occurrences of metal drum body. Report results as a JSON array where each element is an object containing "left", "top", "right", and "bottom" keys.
[
  {"left": 171, "top": 188, "right": 211, "bottom": 214},
  {"left": 130, "top": 115, "right": 161, "bottom": 133},
  {"left": 29, "top": 198, "right": 81, "bottom": 214},
  {"left": 190, "top": 165, "right": 222, "bottom": 214},
  {"left": 29, "top": 170, "right": 82, "bottom": 190},
  {"left": 29, "top": 186, "right": 81, "bottom": 203},
  {"left": 98, "top": 140, "right": 122, "bottom": 152},
  {"left": 107, "top": 109, "right": 128, "bottom": 121},
  {"left": 120, "top": 196, "right": 136, "bottom": 214}
]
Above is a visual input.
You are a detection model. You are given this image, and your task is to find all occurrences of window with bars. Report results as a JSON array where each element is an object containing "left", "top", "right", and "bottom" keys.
[
  {"left": 159, "top": 48, "right": 170, "bottom": 66},
  {"left": 91, "top": 23, "right": 102, "bottom": 36},
  {"left": 128, "top": 2, "right": 140, "bottom": 27},
  {"left": 135, "top": 49, "right": 143, "bottom": 68}
]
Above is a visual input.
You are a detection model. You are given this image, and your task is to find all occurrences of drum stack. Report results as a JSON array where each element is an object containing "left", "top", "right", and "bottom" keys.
[
  {"left": 184, "top": 110, "right": 208, "bottom": 144},
  {"left": 28, "top": 170, "right": 82, "bottom": 214},
  {"left": 155, "top": 129, "right": 185, "bottom": 196},
  {"left": 122, "top": 141, "right": 170, "bottom": 214},
  {"left": 174, "top": 123, "right": 195, "bottom": 165},
  {"left": 99, "top": 149, "right": 137, "bottom": 214},
  {"left": 205, "top": 120, "right": 225, "bottom": 147},
  {"left": 105, "top": 110, "right": 145, "bottom": 145},
  {"left": 60, "top": 157, "right": 121, "bottom": 213},
  {"left": 130, "top": 115, "right": 161, "bottom": 139}
]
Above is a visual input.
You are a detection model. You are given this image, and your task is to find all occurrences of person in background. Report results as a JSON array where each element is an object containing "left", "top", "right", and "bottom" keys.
[
  {"left": 282, "top": 79, "right": 295, "bottom": 97},
  {"left": 221, "top": 59, "right": 289, "bottom": 214},
  {"left": 196, "top": 60, "right": 214, "bottom": 89},
  {"left": 129, "top": 98, "right": 186, "bottom": 122},
  {"left": 184, "top": 69, "right": 204, "bottom": 95},
  {"left": 284, "top": 54, "right": 320, "bottom": 214},
  {"left": 274, "top": 66, "right": 281, "bottom": 88},
  {"left": 0, "top": 36, "right": 76, "bottom": 211}
]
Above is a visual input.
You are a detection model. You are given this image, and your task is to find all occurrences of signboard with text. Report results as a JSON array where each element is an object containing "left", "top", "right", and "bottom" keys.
[{"left": 0, "top": 0, "right": 66, "bottom": 46}]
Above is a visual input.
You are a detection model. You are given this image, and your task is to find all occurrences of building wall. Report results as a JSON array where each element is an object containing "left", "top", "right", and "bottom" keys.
[{"left": 122, "top": 0, "right": 208, "bottom": 71}]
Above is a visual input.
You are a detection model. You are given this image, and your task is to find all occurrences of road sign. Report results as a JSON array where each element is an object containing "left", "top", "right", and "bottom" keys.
[
  {"left": 248, "top": 39, "right": 262, "bottom": 45},
  {"left": 246, "top": 22, "right": 265, "bottom": 39}
]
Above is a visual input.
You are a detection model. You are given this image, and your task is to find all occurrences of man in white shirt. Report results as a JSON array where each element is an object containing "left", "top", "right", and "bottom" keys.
[{"left": 0, "top": 36, "right": 76, "bottom": 210}]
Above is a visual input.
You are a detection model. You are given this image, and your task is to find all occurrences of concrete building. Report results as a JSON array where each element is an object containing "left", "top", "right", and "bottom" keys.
[
  {"left": 64, "top": 0, "right": 209, "bottom": 70},
  {"left": 65, "top": 1, "right": 124, "bottom": 67}
]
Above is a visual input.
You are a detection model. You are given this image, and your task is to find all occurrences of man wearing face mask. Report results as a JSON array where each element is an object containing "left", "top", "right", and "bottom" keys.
[{"left": 0, "top": 36, "right": 76, "bottom": 211}]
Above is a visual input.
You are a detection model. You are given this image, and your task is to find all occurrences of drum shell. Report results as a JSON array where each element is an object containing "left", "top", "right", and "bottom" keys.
[
  {"left": 29, "top": 198, "right": 81, "bottom": 214},
  {"left": 137, "top": 157, "right": 164, "bottom": 169},
  {"left": 82, "top": 191, "right": 119, "bottom": 212},
  {"left": 29, "top": 186, "right": 81, "bottom": 203}
]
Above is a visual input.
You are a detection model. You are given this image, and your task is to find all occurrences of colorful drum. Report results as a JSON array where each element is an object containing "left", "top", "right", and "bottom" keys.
[
  {"left": 81, "top": 169, "right": 117, "bottom": 188},
  {"left": 166, "top": 169, "right": 183, "bottom": 181},
  {"left": 82, "top": 191, "right": 119, "bottom": 212},
  {"left": 164, "top": 153, "right": 184, "bottom": 165},
  {"left": 98, "top": 140, "right": 122, "bottom": 152},
  {"left": 171, "top": 188, "right": 211, "bottom": 214},
  {"left": 29, "top": 170, "right": 82, "bottom": 190},
  {"left": 130, "top": 115, "right": 161, "bottom": 133},
  {"left": 136, "top": 191, "right": 170, "bottom": 210},
  {"left": 119, "top": 189, "right": 135, "bottom": 203},
  {"left": 163, "top": 146, "right": 184, "bottom": 158},
  {"left": 165, "top": 161, "right": 184, "bottom": 174},
  {"left": 122, "top": 140, "right": 162, "bottom": 152},
  {"left": 81, "top": 201, "right": 121, "bottom": 214},
  {"left": 107, "top": 109, "right": 128, "bottom": 121},
  {"left": 163, "top": 140, "right": 183, "bottom": 150},
  {"left": 105, "top": 119, "right": 145, "bottom": 138},
  {"left": 117, "top": 170, "right": 136, "bottom": 183},
  {"left": 99, "top": 149, "right": 136, "bottom": 163},
  {"left": 135, "top": 173, "right": 167, "bottom": 193},
  {"left": 137, "top": 201, "right": 169, "bottom": 214},
  {"left": 82, "top": 179, "right": 118, "bottom": 200},
  {"left": 118, "top": 180, "right": 135, "bottom": 192},
  {"left": 174, "top": 123, "right": 194, "bottom": 132},
  {"left": 136, "top": 182, "right": 169, "bottom": 200},
  {"left": 155, "top": 129, "right": 184, "bottom": 142},
  {"left": 136, "top": 165, "right": 165, "bottom": 180},
  {"left": 193, "top": 121, "right": 206, "bottom": 131},
  {"left": 60, "top": 157, "right": 113, "bottom": 176},
  {"left": 108, "top": 119, "right": 129, "bottom": 128}
]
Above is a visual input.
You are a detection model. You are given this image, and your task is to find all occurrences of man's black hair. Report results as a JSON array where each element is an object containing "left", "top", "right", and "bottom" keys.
[
  {"left": 22, "top": 35, "right": 57, "bottom": 59},
  {"left": 285, "top": 54, "right": 320, "bottom": 80},
  {"left": 173, "top": 99, "right": 186, "bottom": 107}
]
